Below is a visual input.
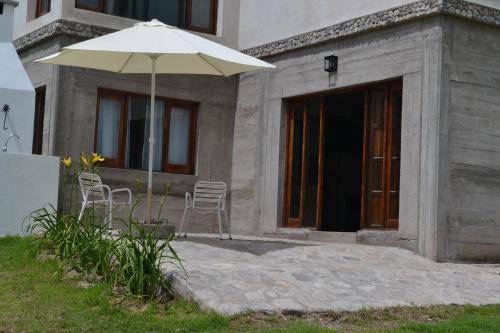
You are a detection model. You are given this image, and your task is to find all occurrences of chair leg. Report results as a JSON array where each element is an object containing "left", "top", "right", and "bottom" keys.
[
  {"left": 223, "top": 210, "right": 232, "bottom": 240},
  {"left": 178, "top": 207, "right": 188, "bottom": 238},
  {"left": 108, "top": 203, "right": 113, "bottom": 229},
  {"left": 217, "top": 209, "right": 223, "bottom": 240},
  {"left": 183, "top": 209, "right": 191, "bottom": 238},
  {"left": 78, "top": 203, "right": 86, "bottom": 221}
]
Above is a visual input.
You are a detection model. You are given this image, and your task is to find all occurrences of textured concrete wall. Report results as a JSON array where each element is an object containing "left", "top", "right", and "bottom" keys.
[
  {"left": 444, "top": 18, "right": 500, "bottom": 261},
  {"left": 231, "top": 18, "right": 448, "bottom": 259}
]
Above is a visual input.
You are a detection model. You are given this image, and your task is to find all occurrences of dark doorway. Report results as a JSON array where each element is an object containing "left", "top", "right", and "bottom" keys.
[
  {"left": 32, "top": 86, "right": 46, "bottom": 155},
  {"left": 283, "top": 80, "right": 402, "bottom": 231},
  {"left": 321, "top": 92, "right": 364, "bottom": 231}
]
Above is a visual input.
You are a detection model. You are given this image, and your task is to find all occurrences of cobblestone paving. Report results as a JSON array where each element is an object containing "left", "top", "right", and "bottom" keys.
[{"left": 164, "top": 234, "right": 500, "bottom": 314}]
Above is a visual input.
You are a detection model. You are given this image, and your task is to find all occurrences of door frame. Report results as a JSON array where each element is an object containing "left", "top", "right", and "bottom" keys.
[{"left": 282, "top": 78, "right": 403, "bottom": 230}]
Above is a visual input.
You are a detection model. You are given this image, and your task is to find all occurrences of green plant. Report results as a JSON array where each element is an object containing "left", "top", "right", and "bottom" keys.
[
  {"left": 116, "top": 220, "right": 183, "bottom": 300},
  {"left": 156, "top": 182, "right": 172, "bottom": 223}
]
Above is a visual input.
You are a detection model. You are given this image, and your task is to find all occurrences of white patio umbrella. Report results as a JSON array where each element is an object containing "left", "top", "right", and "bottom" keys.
[{"left": 37, "top": 19, "right": 275, "bottom": 224}]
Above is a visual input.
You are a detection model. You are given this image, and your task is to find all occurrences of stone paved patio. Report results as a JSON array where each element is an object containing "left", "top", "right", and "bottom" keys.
[{"left": 164, "top": 234, "right": 500, "bottom": 314}]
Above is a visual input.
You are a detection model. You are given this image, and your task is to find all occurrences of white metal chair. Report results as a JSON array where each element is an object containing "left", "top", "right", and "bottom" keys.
[
  {"left": 78, "top": 172, "right": 132, "bottom": 228},
  {"left": 178, "top": 181, "right": 232, "bottom": 240}
]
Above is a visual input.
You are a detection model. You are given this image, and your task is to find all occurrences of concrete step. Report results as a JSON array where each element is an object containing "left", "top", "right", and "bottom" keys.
[
  {"left": 266, "top": 227, "right": 312, "bottom": 240},
  {"left": 310, "top": 231, "right": 357, "bottom": 243}
]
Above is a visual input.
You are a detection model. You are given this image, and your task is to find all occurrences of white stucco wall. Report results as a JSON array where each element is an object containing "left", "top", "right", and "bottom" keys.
[
  {"left": 1, "top": 1, "right": 35, "bottom": 154},
  {"left": 0, "top": 153, "right": 59, "bottom": 237},
  {"left": 238, "top": 0, "right": 500, "bottom": 49}
]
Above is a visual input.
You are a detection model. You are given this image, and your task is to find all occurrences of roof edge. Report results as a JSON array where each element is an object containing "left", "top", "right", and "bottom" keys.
[{"left": 0, "top": 0, "right": 19, "bottom": 7}]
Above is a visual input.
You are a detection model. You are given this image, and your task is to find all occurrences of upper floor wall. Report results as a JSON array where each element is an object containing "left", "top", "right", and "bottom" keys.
[
  {"left": 13, "top": 0, "right": 240, "bottom": 48},
  {"left": 238, "top": 0, "right": 500, "bottom": 49}
]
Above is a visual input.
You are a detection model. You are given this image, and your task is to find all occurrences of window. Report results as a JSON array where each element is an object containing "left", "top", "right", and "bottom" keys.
[
  {"left": 32, "top": 86, "right": 46, "bottom": 155},
  {"left": 95, "top": 89, "right": 197, "bottom": 174},
  {"left": 36, "top": 0, "right": 51, "bottom": 17},
  {"left": 75, "top": 0, "right": 217, "bottom": 34}
]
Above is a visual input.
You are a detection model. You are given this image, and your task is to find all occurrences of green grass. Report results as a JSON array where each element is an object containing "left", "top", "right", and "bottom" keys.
[{"left": 1, "top": 236, "right": 500, "bottom": 333}]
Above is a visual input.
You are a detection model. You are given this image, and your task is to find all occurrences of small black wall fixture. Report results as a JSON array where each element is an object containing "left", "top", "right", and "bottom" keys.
[
  {"left": 324, "top": 55, "right": 338, "bottom": 73},
  {"left": 0, "top": 3, "right": 4, "bottom": 15},
  {"left": 2, "top": 104, "right": 10, "bottom": 130}
]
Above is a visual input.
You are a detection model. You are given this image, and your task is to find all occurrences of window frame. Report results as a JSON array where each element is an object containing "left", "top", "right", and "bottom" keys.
[
  {"left": 185, "top": 0, "right": 218, "bottom": 35},
  {"left": 36, "top": 0, "right": 51, "bottom": 18},
  {"left": 94, "top": 88, "right": 198, "bottom": 175},
  {"left": 75, "top": 0, "right": 105, "bottom": 12},
  {"left": 75, "top": 0, "right": 217, "bottom": 35}
]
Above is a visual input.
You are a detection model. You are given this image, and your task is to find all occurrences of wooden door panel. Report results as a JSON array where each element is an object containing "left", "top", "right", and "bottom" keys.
[
  {"left": 284, "top": 99, "right": 323, "bottom": 228},
  {"left": 287, "top": 104, "right": 305, "bottom": 222},
  {"left": 362, "top": 83, "right": 402, "bottom": 229},
  {"left": 365, "top": 87, "right": 387, "bottom": 228}
]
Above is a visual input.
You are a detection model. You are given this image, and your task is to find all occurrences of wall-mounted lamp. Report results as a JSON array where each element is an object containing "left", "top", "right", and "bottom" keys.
[
  {"left": 2, "top": 104, "right": 10, "bottom": 130},
  {"left": 324, "top": 55, "right": 338, "bottom": 73}
]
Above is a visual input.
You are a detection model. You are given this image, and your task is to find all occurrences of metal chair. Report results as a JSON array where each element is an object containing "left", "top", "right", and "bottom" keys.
[
  {"left": 178, "top": 181, "right": 232, "bottom": 240},
  {"left": 78, "top": 172, "right": 132, "bottom": 228}
]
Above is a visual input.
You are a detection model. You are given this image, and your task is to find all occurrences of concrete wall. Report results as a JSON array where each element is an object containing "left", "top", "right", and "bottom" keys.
[
  {"left": 0, "top": 152, "right": 59, "bottom": 236},
  {"left": 444, "top": 18, "right": 500, "bottom": 261},
  {"left": 238, "top": 0, "right": 500, "bottom": 49},
  {"left": 230, "top": 17, "right": 448, "bottom": 259}
]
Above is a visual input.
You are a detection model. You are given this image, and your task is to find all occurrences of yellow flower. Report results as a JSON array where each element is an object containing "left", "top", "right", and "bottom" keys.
[
  {"left": 61, "top": 157, "right": 72, "bottom": 168},
  {"left": 91, "top": 153, "right": 105, "bottom": 164},
  {"left": 80, "top": 152, "right": 89, "bottom": 166}
]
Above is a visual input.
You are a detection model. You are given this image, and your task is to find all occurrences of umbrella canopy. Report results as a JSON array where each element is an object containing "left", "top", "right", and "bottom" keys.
[
  {"left": 37, "top": 19, "right": 275, "bottom": 224},
  {"left": 38, "top": 19, "right": 274, "bottom": 75}
]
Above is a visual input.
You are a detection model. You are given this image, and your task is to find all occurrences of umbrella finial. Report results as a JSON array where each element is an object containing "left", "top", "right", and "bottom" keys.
[{"left": 135, "top": 19, "right": 174, "bottom": 29}]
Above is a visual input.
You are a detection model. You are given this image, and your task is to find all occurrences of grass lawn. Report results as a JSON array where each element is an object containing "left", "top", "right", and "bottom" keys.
[{"left": 1, "top": 236, "right": 500, "bottom": 333}]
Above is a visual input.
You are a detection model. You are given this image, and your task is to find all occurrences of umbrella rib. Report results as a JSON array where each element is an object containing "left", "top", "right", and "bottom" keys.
[
  {"left": 198, "top": 53, "right": 227, "bottom": 76},
  {"left": 117, "top": 52, "right": 135, "bottom": 73}
]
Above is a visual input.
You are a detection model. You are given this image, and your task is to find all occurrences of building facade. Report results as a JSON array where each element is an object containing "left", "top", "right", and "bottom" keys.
[{"left": 12, "top": 0, "right": 500, "bottom": 261}]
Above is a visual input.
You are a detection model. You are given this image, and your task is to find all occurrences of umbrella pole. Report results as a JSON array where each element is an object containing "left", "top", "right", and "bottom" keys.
[{"left": 146, "top": 56, "right": 157, "bottom": 224}]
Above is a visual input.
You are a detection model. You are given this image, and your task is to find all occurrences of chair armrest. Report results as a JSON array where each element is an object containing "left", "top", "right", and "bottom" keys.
[
  {"left": 185, "top": 192, "right": 193, "bottom": 208},
  {"left": 84, "top": 184, "right": 111, "bottom": 202},
  {"left": 111, "top": 188, "right": 133, "bottom": 205}
]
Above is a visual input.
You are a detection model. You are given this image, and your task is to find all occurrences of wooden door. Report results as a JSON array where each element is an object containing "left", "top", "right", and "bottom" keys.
[
  {"left": 284, "top": 99, "right": 323, "bottom": 228},
  {"left": 361, "top": 83, "right": 402, "bottom": 229},
  {"left": 32, "top": 86, "right": 46, "bottom": 155}
]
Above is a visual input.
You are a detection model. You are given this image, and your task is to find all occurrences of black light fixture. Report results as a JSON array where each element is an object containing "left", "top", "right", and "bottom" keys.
[{"left": 324, "top": 55, "right": 338, "bottom": 73}]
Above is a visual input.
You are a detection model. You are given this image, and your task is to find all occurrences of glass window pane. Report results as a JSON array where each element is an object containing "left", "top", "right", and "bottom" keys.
[
  {"left": 97, "top": 98, "right": 122, "bottom": 160},
  {"left": 289, "top": 104, "right": 304, "bottom": 219},
  {"left": 168, "top": 107, "right": 191, "bottom": 166},
  {"left": 303, "top": 98, "right": 321, "bottom": 227},
  {"left": 149, "top": 0, "right": 180, "bottom": 26},
  {"left": 76, "top": 0, "right": 102, "bottom": 9},
  {"left": 189, "top": 0, "right": 212, "bottom": 30},
  {"left": 38, "top": 0, "right": 50, "bottom": 14},
  {"left": 125, "top": 97, "right": 164, "bottom": 172}
]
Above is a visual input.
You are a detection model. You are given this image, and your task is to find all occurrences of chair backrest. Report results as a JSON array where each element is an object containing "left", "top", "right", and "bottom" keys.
[
  {"left": 79, "top": 172, "right": 105, "bottom": 202},
  {"left": 193, "top": 181, "right": 227, "bottom": 209}
]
